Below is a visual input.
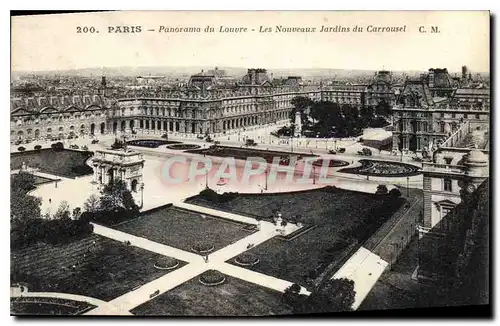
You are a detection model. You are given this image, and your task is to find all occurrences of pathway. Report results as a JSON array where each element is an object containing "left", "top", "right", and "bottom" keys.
[
  {"left": 331, "top": 246, "right": 389, "bottom": 310},
  {"left": 85, "top": 220, "right": 307, "bottom": 315}
]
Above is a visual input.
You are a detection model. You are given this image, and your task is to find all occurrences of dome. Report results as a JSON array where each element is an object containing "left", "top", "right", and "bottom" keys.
[{"left": 464, "top": 149, "right": 488, "bottom": 165}]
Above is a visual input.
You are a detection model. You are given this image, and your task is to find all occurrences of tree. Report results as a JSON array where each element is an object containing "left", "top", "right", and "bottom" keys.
[
  {"left": 99, "top": 179, "right": 137, "bottom": 211},
  {"left": 10, "top": 191, "right": 42, "bottom": 227},
  {"left": 389, "top": 188, "right": 402, "bottom": 198},
  {"left": 72, "top": 207, "right": 82, "bottom": 220},
  {"left": 11, "top": 172, "right": 36, "bottom": 194},
  {"left": 307, "top": 278, "right": 356, "bottom": 313},
  {"left": 83, "top": 194, "right": 101, "bottom": 213},
  {"left": 53, "top": 201, "right": 71, "bottom": 220},
  {"left": 376, "top": 184, "right": 389, "bottom": 195}
]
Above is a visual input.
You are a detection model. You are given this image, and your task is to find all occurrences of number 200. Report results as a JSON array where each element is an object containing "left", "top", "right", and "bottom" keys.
[{"left": 76, "top": 26, "right": 97, "bottom": 33}]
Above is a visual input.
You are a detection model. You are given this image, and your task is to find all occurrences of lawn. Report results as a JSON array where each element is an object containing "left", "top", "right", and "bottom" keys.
[
  {"left": 10, "top": 297, "right": 96, "bottom": 316},
  {"left": 189, "top": 187, "right": 404, "bottom": 286},
  {"left": 33, "top": 175, "right": 58, "bottom": 186},
  {"left": 10, "top": 149, "right": 93, "bottom": 178},
  {"left": 11, "top": 235, "right": 185, "bottom": 301},
  {"left": 186, "top": 145, "right": 317, "bottom": 163},
  {"left": 114, "top": 206, "right": 254, "bottom": 252},
  {"left": 131, "top": 274, "right": 292, "bottom": 316},
  {"left": 338, "top": 159, "right": 421, "bottom": 177}
]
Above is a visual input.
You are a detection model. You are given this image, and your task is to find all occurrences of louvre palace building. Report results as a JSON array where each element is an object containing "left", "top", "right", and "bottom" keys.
[
  {"left": 11, "top": 67, "right": 487, "bottom": 144},
  {"left": 392, "top": 68, "right": 490, "bottom": 153}
]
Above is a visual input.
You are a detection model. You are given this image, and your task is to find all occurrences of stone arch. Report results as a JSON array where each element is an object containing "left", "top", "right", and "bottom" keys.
[
  {"left": 90, "top": 123, "right": 96, "bottom": 135},
  {"left": 100, "top": 122, "right": 105, "bottom": 134},
  {"left": 17, "top": 130, "right": 24, "bottom": 139},
  {"left": 80, "top": 124, "right": 86, "bottom": 134},
  {"left": 34, "top": 129, "right": 40, "bottom": 139},
  {"left": 120, "top": 120, "right": 126, "bottom": 131},
  {"left": 113, "top": 122, "right": 118, "bottom": 133}
]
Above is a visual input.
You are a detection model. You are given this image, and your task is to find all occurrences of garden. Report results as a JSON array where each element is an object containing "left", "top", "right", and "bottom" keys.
[
  {"left": 10, "top": 297, "right": 96, "bottom": 315},
  {"left": 338, "top": 159, "right": 422, "bottom": 177},
  {"left": 10, "top": 235, "right": 185, "bottom": 301},
  {"left": 166, "top": 143, "right": 201, "bottom": 150},
  {"left": 312, "top": 158, "right": 350, "bottom": 168},
  {"left": 114, "top": 206, "right": 255, "bottom": 253},
  {"left": 126, "top": 139, "right": 180, "bottom": 148},
  {"left": 10, "top": 148, "right": 93, "bottom": 178},
  {"left": 188, "top": 187, "right": 405, "bottom": 286},
  {"left": 131, "top": 274, "right": 292, "bottom": 316},
  {"left": 186, "top": 145, "right": 317, "bottom": 164}
]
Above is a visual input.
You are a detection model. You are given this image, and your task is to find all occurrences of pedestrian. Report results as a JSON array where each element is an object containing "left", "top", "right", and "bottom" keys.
[{"left": 49, "top": 198, "right": 52, "bottom": 204}]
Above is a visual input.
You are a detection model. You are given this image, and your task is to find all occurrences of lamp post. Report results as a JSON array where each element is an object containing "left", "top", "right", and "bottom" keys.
[
  {"left": 140, "top": 183, "right": 144, "bottom": 209},
  {"left": 406, "top": 176, "right": 410, "bottom": 197}
]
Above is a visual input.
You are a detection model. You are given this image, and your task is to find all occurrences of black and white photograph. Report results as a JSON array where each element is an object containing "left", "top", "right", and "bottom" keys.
[{"left": 9, "top": 10, "right": 491, "bottom": 317}]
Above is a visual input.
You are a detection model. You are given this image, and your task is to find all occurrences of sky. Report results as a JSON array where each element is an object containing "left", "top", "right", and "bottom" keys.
[{"left": 11, "top": 11, "right": 490, "bottom": 73}]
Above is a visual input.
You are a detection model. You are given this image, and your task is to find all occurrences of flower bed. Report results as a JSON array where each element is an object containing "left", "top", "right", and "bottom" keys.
[
  {"left": 312, "top": 158, "right": 349, "bottom": 167},
  {"left": 126, "top": 139, "right": 180, "bottom": 148},
  {"left": 153, "top": 257, "right": 179, "bottom": 270},
  {"left": 166, "top": 144, "right": 201, "bottom": 150},
  {"left": 338, "top": 159, "right": 422, "bottom": 177},
  {"left": 191, "top": 241, "right": 215, "bottom": 254},
  {"left": 198, "top": 270, "right": 226, "bottom": 286},
  {"left": 234, "top": 253, "right": 260, "bottom": 266}
]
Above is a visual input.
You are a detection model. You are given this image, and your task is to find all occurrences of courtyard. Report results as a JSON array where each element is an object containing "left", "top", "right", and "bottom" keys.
[{"left": 11, "top": 148, "right": 93, "bottom": 178}]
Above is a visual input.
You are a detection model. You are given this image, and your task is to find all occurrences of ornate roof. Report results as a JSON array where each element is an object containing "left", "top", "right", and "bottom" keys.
[{"left": 10, "top": 94, "right": 107, "bottom": 115}]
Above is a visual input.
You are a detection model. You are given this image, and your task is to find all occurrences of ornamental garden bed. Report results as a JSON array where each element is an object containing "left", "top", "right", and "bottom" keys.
[
  {"left": 185, "top": 145, "right": 317, "bottom": 164},
  {"left": 312, "top": 158, "right": 350, "bottom": 167},
  {"left": 191, "top": 241, "right": 215, "bottom": 254},
  {"left": 153, "top": 257, "right": 180, "bottom": 270},
  {"left": 126, "top": 139, "right": 180, "bottom": 148},
  {"left": 10, "top": 297, "right": 96, "bottom": 316},
  {"left": 166, "top": 144, "right": 201, "bottom": 150},
  {"left": 198, "top": 270, "right": 226, "bottom": 286},
  {"left": 234, "top": 253, "right": 260, "bottom": 266},
  {"left": 338, "top": 159, "right": 422, "bottom": 177}
]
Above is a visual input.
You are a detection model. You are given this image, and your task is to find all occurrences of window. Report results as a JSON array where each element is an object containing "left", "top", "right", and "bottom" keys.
[
  {"left": 440, "top": 112, "right": 445, "bottom": 118},
  {"left": 451, "top": 113, "right": 456, "bottom": 118},
  {"left": 464, "top": 113, "right": 468, "bottom": 119},
  {"left": 444, "top": 178, "right": 452, "bottom": 192},
  {"left": 476, "top": 114, "right": 480, "bottom": 120}
]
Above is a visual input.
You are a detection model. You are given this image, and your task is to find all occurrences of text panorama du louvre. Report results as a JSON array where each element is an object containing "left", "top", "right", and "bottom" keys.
[{"left": 106, "top": 25, "right": 407, "bottom": 33}]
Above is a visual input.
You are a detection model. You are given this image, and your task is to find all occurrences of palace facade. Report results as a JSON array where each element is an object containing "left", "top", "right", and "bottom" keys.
[
  {"left": 10, "top": 68, "right": 403, "bottom": 142},
  {"left": 392, "top": 68, "right": 490, "bottom": 153}
]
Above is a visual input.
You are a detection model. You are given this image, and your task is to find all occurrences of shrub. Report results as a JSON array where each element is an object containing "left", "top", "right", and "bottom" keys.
[
  {"left": 389, "top": 188, "right": 402, "bottom": 198},
  {"left": 191, "top": 241, "right": 214, "bottom": 253},
  {"left": 154, "top": 257, "right": 179, "bottom": 269},
  {"left": 17, "top": 146, "right": 26, "bottom": 152},
  {"left": 235, "top": 253, "right": 259, "bottom": 266},
  {"left": 34, "top": 145, "right": 42, "bottom": 150},
  {"left": 199, "top": 270, "right": 225, "bottom": 286},
  {"left": 161, "top": 133, "right": 169, "bottom": 139},
  {"left": 376, "top": 184, "right": 389, "bottom": 195},
  {"left": 51, "top": 142, "right": 64, "bottom": 151}
]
